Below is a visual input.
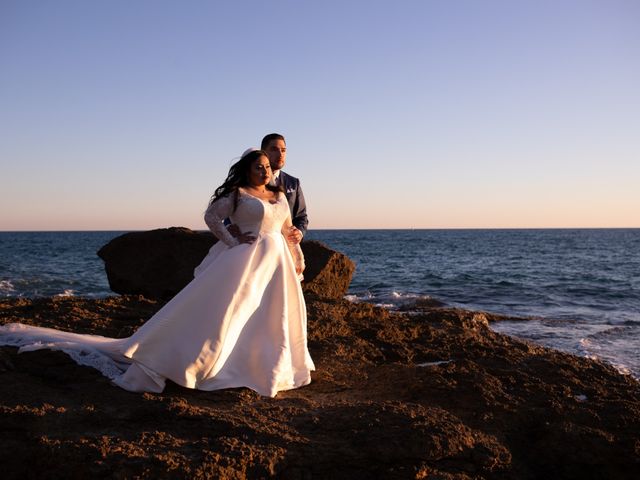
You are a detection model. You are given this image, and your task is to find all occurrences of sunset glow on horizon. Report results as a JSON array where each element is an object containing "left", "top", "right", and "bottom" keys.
[{"left": 1, "top": 0, "right": 639, "bottom": 231}]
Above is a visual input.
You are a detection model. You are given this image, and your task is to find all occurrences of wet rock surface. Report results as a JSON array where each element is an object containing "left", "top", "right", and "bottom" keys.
[{"left": 1, "top": 296, "right": 638, "bottom": 479}]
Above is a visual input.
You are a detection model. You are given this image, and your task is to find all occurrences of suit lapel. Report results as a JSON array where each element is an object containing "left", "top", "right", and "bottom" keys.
[{"left": 279, "top": 171, "right": 294, "bottom": 199}]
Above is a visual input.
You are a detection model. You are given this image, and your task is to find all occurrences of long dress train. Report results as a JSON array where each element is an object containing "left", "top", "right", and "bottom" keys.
[{"left": 0, "top": 190, "right": 315, "bottom": 397}]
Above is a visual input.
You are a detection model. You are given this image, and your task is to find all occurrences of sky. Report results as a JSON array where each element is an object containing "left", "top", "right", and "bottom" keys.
[{"left": 1, "top": 0, "right": 639, "bottom": 230}]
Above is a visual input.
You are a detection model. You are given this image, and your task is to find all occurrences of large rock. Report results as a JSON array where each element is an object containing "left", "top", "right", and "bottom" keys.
[
  {"left": 300, "top": 240, "right": 355, "bottom": 300},
  {"left": 97, "top": 227, "right": 214, "bottom": 300},
  {"left": 97, "top": 228, "right": 354, "bottom": 301}
]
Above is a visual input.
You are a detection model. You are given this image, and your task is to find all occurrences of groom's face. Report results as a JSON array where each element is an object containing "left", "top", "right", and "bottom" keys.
[{"left": 265, "top": 139, "right": 287, "bottom": 171}]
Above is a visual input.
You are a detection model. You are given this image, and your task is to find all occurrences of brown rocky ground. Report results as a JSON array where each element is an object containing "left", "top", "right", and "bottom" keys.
[{"left": 1, "top": 295, "right": 639, "bottom": 479}]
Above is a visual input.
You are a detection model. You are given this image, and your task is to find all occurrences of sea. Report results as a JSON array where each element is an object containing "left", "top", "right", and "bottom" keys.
[{"left": 1, "top": 229, "right": 639, "bottom": 379}]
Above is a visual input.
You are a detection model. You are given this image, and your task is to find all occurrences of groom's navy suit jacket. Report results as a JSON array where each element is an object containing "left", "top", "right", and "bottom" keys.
[{"left": 278, "top": 171, "right": 308, "bottom": 236}]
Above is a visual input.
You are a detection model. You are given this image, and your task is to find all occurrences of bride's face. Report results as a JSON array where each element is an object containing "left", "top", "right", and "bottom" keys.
[{"left": 247, "top": 155, "right": 272, "bottom": 187}]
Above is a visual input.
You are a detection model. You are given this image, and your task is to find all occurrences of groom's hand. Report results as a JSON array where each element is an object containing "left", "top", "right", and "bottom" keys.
[
  {"left": 287, "top": 226, "right": 303, "bottom": 244},
  {"left": 237, "top": 231, "right": 256, "bottom": 244},
  {"left": 227, "top": 224, "right": 241, "bottom": 238}
]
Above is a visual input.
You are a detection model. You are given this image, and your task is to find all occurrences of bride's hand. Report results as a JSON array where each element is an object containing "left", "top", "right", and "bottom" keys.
[{"left": 237, "top": 232, "right": 256, "bottom": 244}]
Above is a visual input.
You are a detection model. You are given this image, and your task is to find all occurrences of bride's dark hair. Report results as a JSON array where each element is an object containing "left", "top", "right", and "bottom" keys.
[{"left": 208, "top": 150, "right": 282, "bottom": 211}]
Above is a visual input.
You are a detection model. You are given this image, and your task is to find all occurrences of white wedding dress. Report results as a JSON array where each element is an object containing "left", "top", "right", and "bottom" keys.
[{"left": 0, "top": 190, "right": 315, "bottom": 397}]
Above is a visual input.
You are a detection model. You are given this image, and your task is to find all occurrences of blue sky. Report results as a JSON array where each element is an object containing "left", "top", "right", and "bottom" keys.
[{"left": 1, "top": 0, "right": 639, "bottom": 230}]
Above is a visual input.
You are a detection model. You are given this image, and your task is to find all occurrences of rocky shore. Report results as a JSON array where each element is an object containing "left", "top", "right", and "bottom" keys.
[{"left": 1, "top": 233, "right": 639, "bottom": 479}]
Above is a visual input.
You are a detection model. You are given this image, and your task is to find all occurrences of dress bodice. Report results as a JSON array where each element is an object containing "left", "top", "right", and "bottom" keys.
[
  {"left": 230, "top": 191, "right": 290, "bottom": 235},
  {"left": 204, "top": 190, "right": 291, "bottom": 246}
]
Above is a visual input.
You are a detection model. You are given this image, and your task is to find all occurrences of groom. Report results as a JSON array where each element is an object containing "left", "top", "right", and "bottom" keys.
[{"left": 261, "top": 133, "right": 308, "bottom": 243}]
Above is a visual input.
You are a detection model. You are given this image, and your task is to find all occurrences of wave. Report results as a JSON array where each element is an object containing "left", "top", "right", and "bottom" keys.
[
  {"left": 578, "top": 326, "right": 638, "bottom": 378},
  {"left": 345, "top": 290, "right": 445, "bottom": 311},
  {"left": 0, "top": 280, "right": 16, "bottom": 294},
  {"left": 55, "top": 289, "right": 75, "bottom": 298}
]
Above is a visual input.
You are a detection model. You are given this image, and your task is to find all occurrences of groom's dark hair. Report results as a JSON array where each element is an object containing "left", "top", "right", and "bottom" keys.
[{"left": 261, "top": 133, "right": 286, "bottom": 149}]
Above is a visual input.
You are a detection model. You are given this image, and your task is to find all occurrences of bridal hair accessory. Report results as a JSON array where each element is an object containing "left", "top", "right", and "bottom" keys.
[
  {"left": 228, "top": 147, "right": 260, "bottom": 167},
  {"left": 241, "top": 147, "right": 259, "bottom": 158}
]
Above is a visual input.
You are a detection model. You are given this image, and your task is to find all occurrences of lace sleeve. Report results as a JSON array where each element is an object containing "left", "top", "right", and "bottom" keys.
[{"left": 204, "top": 195, "right": 240, "bottom": 247}]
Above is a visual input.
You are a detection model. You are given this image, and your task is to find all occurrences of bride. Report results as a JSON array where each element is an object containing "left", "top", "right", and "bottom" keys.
[{"left": 0, "top": 149, "right": 315, "bottom": 397}]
